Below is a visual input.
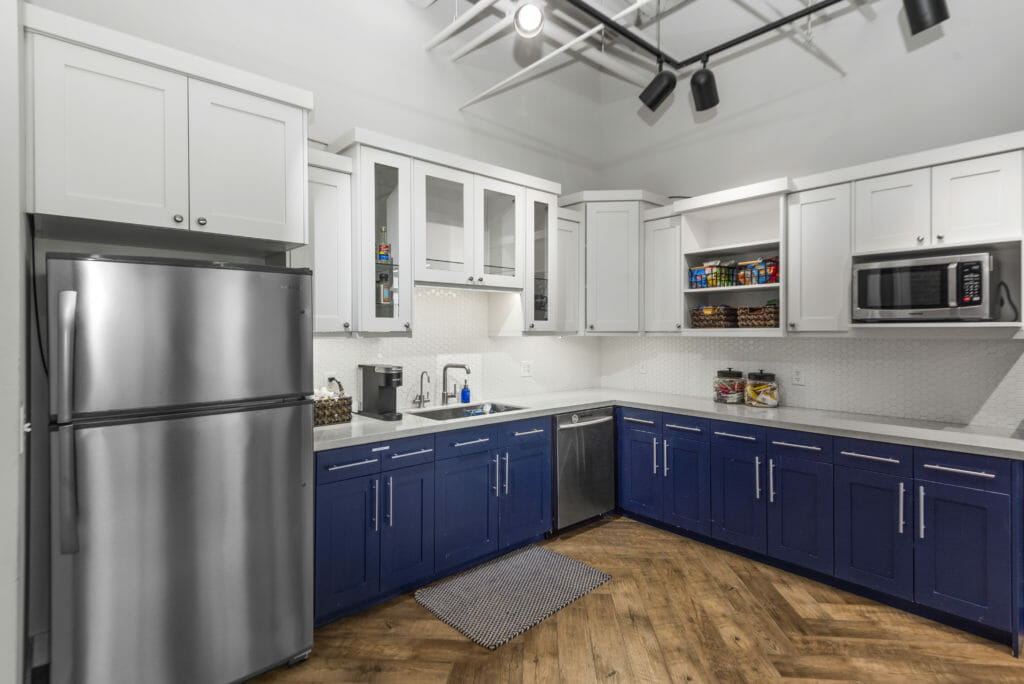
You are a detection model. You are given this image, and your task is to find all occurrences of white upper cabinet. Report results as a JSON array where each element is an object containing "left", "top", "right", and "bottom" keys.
[
  {"left": 643, "top": 216, "right": 682, "bottom": 332},
  {"left": 853, "top": 169, "right": 931, "bottom": 254},
  {"left": 787, "top": 184, "right": 852, "bottom": 332},
  {"left": 474, "top": 176, "right": 526, "bottom": 289},
  {"left": 31, "top": 35, "right": 190, "bottom": 229},
  {"left": 586, "top": 202, "right": 640, "bottom": 332},
  {"left": 525, "top": 190, "right": 558, "bottom": 331},
  {"left": 413, "top": 161, "right": 475, "bottom": 285},
  {"left": 932, "top": 151, "right": 1023, "bottom": 246},
  {"left": 556, "top": 209, "right": 583, "bottom": 334},
  {"left": 188, "top": 80, "right": 305, "bottom": 243}
]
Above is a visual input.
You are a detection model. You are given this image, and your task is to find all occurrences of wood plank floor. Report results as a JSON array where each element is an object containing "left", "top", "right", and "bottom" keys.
[{"left": 256, "top": 516, "right": 1024, "bottom": 683}]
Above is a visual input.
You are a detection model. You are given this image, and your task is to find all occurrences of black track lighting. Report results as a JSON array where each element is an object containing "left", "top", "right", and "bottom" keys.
[
  {"left": 903, "top": 0, "right": 950, "bottom": 35},
  {"left": 690, "top": 58, "right": 719, "bottom": 112},
  {"left": 639, "top": 61, "right": 677, "bottom": 112}
]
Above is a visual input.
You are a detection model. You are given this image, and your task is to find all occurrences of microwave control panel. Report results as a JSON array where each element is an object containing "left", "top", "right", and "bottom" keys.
[{"left": 957, "top": 261, "right": 985, "bottom": 306}]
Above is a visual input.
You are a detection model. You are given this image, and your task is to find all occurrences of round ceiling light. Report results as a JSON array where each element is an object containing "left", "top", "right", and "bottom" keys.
[{"left": 514, "top": 3, "right": 545, "bottom": 39}]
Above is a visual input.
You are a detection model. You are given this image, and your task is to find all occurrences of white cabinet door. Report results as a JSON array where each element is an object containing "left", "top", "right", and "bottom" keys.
[
  {"left": 413, "top": 160, "right": 475, "bottom": 285},
  {"left": 853, "top": 169, "right": 931, "bottom": 254},
  {"left": 188, "top": 79, "right": 305, "bottom": 243},
  {"left": 643, "top": 216, "right": 682, "bottom": 332},
  {"left": 297, "top": 167, "right": 352, "bottom": 333},
  {"left": 31, "top": 35, "right": 189, "bottom": 228},
  {"left": 556, "top": 211, "right": 583, "bottom": 334},
  {"left": 356, "top": 147, "right": 412, "bottom": 333},
  {"left": 474, "top": 176, "right": 526, "bottom": 289},
  {"left": 787, "top": 184, "right": 852, "bottom": 332},
  {"left": 525, "top": 190, "right": 558, "bottom": 331},
  {"left": 586, "top": 202, "right": 640, "bottom": 332},
  {"left": 932, "top": 151, "right": 1023, "bottom": 247}
]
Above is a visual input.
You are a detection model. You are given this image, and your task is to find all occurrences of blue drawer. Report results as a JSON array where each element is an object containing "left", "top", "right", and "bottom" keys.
[
  {"left": 661, "top": 413, "right": 709, "bottom": 441},
  {"left": 436, "top": 425, "right": 499, "bottom": 461},
  {"left": 767, "top": 428, "right": 832, "bottom": 463},
  {"left": 498, "top": 417, "right": 551, "bottom": 446},
  {"left": 379, "top": 434, "right": 436, "bottom": 471},
  {"left": 316, "top": 443, "right": 382, "bottom": 485},
  {"left": 618, "top": 407, "right": 662, "bottom": 432},
  {"left": 835, "top": 437, "right": 912, "bottom": 476},
  {"left": 914, "top": 448, "right": 1013, "bottom": 495},
  {"left": 709, "top": 420, "right": 765, "bottom": 450}
]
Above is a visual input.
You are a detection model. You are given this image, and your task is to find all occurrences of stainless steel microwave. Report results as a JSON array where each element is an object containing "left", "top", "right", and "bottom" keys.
[{"left": 852, "top": 252, "right": 995, "bottom": 322}]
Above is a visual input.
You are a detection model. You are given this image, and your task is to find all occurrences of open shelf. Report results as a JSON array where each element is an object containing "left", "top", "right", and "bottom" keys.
[
  {"left": 685, "top": 239, "right": 781, "bottom": 259},
  {"left": 685, "top": 283, "right": 780, "bottom": 294}
]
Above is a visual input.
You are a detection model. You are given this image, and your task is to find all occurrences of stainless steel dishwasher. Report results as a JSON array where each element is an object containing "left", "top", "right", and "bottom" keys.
[{"left": 553, "top": 407, "right": 616, "bottom": 531}]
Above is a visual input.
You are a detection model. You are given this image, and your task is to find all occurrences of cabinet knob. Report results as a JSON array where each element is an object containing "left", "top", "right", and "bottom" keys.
[
  {"left": 343, "top": 322, "right": 350, "bottom": 329},
  {"left": 404, "top": 322, "right": 411, "bottom": 330},
  {"left": 477, "top": 277, "right": 484, "bottom": 283},
  {"left": 197, "top": 217, "right": 208, "bottom": 226},
  {"left": 675, "top": 323, "right": 682, "bottom": 329},
  {"left": 936, "top": 234, "right": 945, "bottom": 240},
  {"left": 789, "top": 322, "right": 796, "bottom": 328},
  {"left": 172, "top": 214, "right": 184, "bottom": 224},
  {"left": 467, "top": 276, "right": 474, "bottom": 282},
  {"left": 529, "top": 323, "right": 535, "bottom": 329},
  {"left": 588, "top": 324, "right": 595, "bottom": 330},
  {"left": 916, "top": 235, "right": 925, "bottom": 243}
]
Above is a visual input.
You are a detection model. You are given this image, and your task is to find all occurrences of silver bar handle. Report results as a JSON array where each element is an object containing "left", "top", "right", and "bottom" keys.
[
  {"left": 328, "top": 458, "right": 377, "bottom": 472},
  {"left": 715, "top": 431, "right": 756, "bottom": 442},
  {"left": 387, "top": 476, "right": 393, "bottom": 527},
  {"left": 372, "top": 479, "right": 379, "bottom": 533},
  {"left": 919, "top": 485, "right": 925, "bottom": 539},
  {"left": 768, "top": 458, "right": 775, "bottom": 503},
  {"left": 922, "top": 463, "right": 995, "bottom": 479},
  {"left": 514, "top": 428, "right": 545, "bottom": 437},
  {"left": 494, "top": 455, "right": 500, "bottom": 495},
  {"left": 771, "top": 440, "right": 822, "bottom": 452},
  {"left": 559, "top": 416, "right": 614, "bottom": 430},
  {"left": 840, "top": 450, "right": 900, "bottom": 464},
  {"left": 652, "top": 437, "right": 658, "bottom": 475},
  {"left": 56, "top": 291, "right": 78, "bottom": 424},
  {"left": 454, "top": 437, "right": 490, "bottom": 448},
  {"left": 666, "top": 424, "right": 701, "bottom": 433},
  {"left": 754, "top": 457, "right": 761, "bottom": 500},
  {"left": 56, "top": 426, "right": 79, "bottom": 554},
  {"left": 625, "top": 417, "right": 655, "bottom": 425},
  {"left": 663, "top": 440, "right": 669, "bottom": 478},
  {"left": 392, "top": 448, "right": 433, "bottom": 460},
  {"left": 371, "top": 445, "right": 391, "bottom": 452},
  {"left": 898, "top": 481, "right": 905, "bottom": 535},
  {"left": 947, "top": 262, "right": 958, "bottom": 308},
  {"left": 504, "top": 452, "right": 510, "bottom": 495}
]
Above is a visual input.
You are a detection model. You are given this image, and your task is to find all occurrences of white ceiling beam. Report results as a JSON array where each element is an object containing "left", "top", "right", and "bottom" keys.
[
  {"left": 451, "top": 13, "right": 515, "bottom": 60},
  {"left": 425, "top": 0, "right": 502, "bottom": 50}
]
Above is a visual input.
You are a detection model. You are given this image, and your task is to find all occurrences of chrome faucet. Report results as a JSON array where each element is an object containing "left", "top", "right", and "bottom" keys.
[
  {"left": 441, "top": 363, "right": 470, "bottom": 405},
  {"left": 413, "top": 371, "right": 431, "bottom": 408}
]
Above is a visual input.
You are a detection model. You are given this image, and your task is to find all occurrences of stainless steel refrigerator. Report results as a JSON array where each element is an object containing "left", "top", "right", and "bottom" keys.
[{"left": 46, "top": 255, "right": 314, "bottom": 684}]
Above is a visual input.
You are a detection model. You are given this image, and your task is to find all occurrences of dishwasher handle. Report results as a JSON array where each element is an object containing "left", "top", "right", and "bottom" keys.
[{"left": 557, "top": 415, "right": 614, "bottom": 431}]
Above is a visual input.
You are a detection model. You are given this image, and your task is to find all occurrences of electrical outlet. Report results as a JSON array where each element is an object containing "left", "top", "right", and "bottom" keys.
[
  {"left": 520, "top": 361, "right": 532, "bottom": 378},
  {"left": 639, "top": 362, "right": 648, "bottom": 375},
  {"left": 792, "top": 369, "right": 805, "bottom": 386}
]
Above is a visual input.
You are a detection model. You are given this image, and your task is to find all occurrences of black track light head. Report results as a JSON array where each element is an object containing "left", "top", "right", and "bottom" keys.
[
  {"left": 639, "top": 67, "right": 677, "bottom": 112},
  {"left": 903, "top": 0, "right": 950, "bottom": 35},
  {"left": 690, "top": 60, "right": 719, "bottom": 112}
]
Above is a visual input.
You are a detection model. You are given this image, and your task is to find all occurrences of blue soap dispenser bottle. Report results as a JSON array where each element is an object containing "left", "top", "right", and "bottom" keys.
[{"left": 460, "top": 379, "right": 470, "bottom": 403}]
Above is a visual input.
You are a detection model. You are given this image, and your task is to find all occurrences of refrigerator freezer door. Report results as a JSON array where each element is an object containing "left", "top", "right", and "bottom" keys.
[
  {"left": 48, "top": 257, "right": 312, "bottom": 418},
  {"left": 50, "top": 402, "right": 313, "bottom": 684}
]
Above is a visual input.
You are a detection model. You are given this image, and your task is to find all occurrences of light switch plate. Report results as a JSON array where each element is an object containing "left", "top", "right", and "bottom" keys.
[
  {"left": 520, "top": 361, "right": 532, "bottom": 377},
  {"left": 792, "top": 369, "right": 805, "bottom": 386}
]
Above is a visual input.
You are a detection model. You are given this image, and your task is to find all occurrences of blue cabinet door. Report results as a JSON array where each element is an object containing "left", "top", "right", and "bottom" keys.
[
  {"left": 834, "top": 466, "right": 913, "bottom": 600},
  {"left": 315, "top": 474, "right": 380, "bottom": 620},
  {"left": 767, "top": 454, "right": 834, "bottom": 575},
  {"left": 499, "top": 439, "right": 552, "bottom": 550},
  {"left": 618, "top": 425, "right": 662, "bottom": 519},
  {"left": 711, "top": 445, "right": 767, "bottom": 554},
  {"left": 914, "top": 480, "right": 1012, "bottom": 629},
  {"left": 379, "top": 463, "right": 435, "bottom": 594},
  {"left": 662, "top": 434, "right": 710, "bottom": 536},
  {"left": 434, "top": 450, "right": 500, "bottom": 573}
]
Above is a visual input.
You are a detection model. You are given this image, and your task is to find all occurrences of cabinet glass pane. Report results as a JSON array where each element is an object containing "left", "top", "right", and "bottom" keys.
[
  {"left": 532, "top": 200, "right": 549, "bottom": 321},
  {"left": 424, "top": 175, "right": 466, "bottom": 273},
  {"left": 374, "top": 163, "right": 399, "bottom": 319},
  {"left": 483, "top": 189, "right": 517, "bottom": 278}
]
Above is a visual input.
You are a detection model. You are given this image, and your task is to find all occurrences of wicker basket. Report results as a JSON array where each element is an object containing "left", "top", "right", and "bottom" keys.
[
  {"left": 736, "top": 257, "right": 779, "bottom": 285},
  {"left": 689, "top": 264, "right": 736, "bottom": 289},
  {"left": 737, "top": 305, "right": 780, "bottom": 328},
  {"left": 314, "top": 397, "right": 353, "bottom": 427},
  {"left": 690, "top": 305, "right": 738, "bottom": 328}
]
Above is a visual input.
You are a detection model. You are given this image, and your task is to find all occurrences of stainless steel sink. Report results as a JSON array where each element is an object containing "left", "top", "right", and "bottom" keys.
[{"left": 412, "top": 402, "right": 525, "bottom": 421}]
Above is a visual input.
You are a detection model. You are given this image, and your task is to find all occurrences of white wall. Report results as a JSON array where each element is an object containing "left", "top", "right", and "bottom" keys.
[{"left": 1, "top": 0, "right": 24, "bottom": 680}]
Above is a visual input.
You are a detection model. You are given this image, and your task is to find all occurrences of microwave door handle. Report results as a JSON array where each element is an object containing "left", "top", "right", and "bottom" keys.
[{"left": 948, "top": 263, "right": 958, "bottom": 308}]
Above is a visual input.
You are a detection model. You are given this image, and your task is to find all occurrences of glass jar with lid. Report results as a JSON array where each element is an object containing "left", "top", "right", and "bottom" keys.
[
  {"left": 745, "top": 370, "right": 780, "bottom": 408},
  {"left": 713, "top": 368, "right": 746, "bottom": 404}
]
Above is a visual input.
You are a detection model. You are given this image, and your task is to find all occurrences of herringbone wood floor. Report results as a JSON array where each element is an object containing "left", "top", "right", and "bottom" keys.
[{"left": 256, "top": 516, "right": 1024, "bottom": 683}]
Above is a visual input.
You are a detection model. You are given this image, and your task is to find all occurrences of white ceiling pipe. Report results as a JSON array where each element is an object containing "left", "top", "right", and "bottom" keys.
[
  {"left": 425, "top": 0, "right": 502, "bottom": 50},
  {"left": 451, "top": 13, "right": 516, "bottom": 60},
  {"left": 461, "top": 0, "right": 657, "bottom": 109}
]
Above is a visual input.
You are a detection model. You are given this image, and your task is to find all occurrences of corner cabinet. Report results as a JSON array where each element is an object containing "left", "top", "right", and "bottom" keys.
[
  {"left": 644, "top": 214, "right": 684, "bottom": 332},
  {"left": 585, "top": 201, "right": 641, "bottom": 332},
  {"left": 554, "top": 208, "right": 584, "bottom": 334},
  {"left": 786, "top": 184, "right": 851, "bottom": 332}
]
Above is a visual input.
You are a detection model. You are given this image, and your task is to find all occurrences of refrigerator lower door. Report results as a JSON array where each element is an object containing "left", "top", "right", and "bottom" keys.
[{"left": 50, "top": 402, "right": 313, "bottom": 684}]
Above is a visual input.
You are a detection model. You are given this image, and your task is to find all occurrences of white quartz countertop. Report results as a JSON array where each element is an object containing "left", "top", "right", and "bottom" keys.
[{"left": 313, "top": 389, "right": 1024, "bottom": 461}]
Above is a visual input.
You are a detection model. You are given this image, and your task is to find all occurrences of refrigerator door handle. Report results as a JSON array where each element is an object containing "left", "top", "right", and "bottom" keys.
[
  {"left": 56, "top": 425, "right": 79, "bottom": 554},
  {"left": 57, "top": 291, "right": 78, "bottom": 424}
]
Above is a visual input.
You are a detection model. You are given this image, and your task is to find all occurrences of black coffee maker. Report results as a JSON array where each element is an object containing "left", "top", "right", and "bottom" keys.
[{"left": 358, "top": 364, "right": 403, "bottom": 421}]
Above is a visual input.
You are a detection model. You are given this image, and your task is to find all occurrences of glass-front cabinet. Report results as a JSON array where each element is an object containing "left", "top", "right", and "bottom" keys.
[
  {"left": 474, "top": 176, "right": 526, "bottom": 289},
  {"left": 413, "top": 161, "right": 475, "bottom": 285},
  {"left": 525, "top": 190, "right": 558, "bottom": 331},
  {"left": 357, "top": 147, "right": 412, "bottom": 332}
]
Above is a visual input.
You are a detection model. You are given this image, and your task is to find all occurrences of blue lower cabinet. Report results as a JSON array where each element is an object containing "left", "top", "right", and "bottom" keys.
[
  {"left": 711, "top": 445, "right": 767, "bottom": 554},
  {"left": 380, "top": 463, "right": 435, "bottom": 594},
  {"left": 498, "top": 438, "right": 552, "bottom": 550},
  {"left": 662, "top": 434, "right": 710, "bottom": 536},
  {"left": 766, "top": 454, "right": 833, "bottom": 575},
  {"left": 834, "top": 465, "right": 914, "bottom": 601},
  {"left": 315, "top": 474, "right": 381, "bottom": 620},
  {"left": 618, "top": 423, "right": 662, "bottom": 519},
  {"left": 914, "top": 480, "right": 1012, "bottom": 629},
  {"left": 434, "top": 450, "right": 500, "bottom": 573}
]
